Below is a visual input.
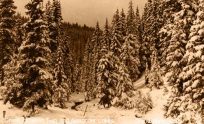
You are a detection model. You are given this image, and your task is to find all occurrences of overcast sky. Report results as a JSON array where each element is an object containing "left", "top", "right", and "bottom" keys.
[{"left": 14, "top": 0, "right": 147, "bottom": 27}]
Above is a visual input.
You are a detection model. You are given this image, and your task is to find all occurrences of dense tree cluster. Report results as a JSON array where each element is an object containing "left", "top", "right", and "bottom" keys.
[
  {"left": 0, "top": 0, "right": 93, "bottom": 113},
  {"left": 81, "top": 1, "right": 143, "bottom": 107},
  {"left": 0, "top": 0, "right": 203, "bottom": 123},
  {"left": 142, "top": 0, "right": 204, "bottom": 123}
]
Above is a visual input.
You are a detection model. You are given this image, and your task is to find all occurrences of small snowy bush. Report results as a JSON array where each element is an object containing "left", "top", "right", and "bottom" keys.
[{"left": 113, "top": 91, "right": 153, "bottom": 114}]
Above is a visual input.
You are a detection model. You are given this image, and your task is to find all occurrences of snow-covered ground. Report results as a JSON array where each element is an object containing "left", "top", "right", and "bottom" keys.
[{"left": 0, "top": 76, "right": 177, "bottom": 124}]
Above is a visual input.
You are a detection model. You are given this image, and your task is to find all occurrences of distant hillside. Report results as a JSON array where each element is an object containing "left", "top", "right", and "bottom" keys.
[{"left": 61, "top": 22, "right": 94, "bottom": 64}]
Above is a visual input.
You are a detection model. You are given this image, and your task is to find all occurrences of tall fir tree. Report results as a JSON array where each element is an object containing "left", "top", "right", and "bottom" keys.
[
  {"left": 119, "top": 9, "right": 127, "bottom": 38},
  {"left": 49, "top": 0, "right": 70, "bottom": 108},
  {"left": 82, "top": 38, "right": 96, "bottom": 101},
  {"left": 135, "top": 6, "right": 142, "bottom": 41},
  {"left": 0, "top": 0, "right": 16, "bottom": 86},
  {"left": 165, "top": 0, "right": 203, "bottom": 123},
  {"left": 111, "top": 9, "right": 123, "bottom": 56},
  {"left": 46, "top": 0, "right": 62, "bottom": 53},
  {"left": 82, "top": 23, "right": 102, "bottom": 100},
  {"left": 158, "top": 0, "right": 177, "bottom": 72},
  {"left": 97, "top": 8, "right": 135, "bottom": 108},
  {"left": 91, "top": 22, "right": 102, "bottom": 86},
  {"left": 101, "top": 19, "right": 111, "bottom": 53},
  {"left": 53, "top": 44, "right": 70, "bottom": 108},
  {"left": 141, "top": 0, "right": 165, "bottom": 88},
  {"left": 121, "top": 34, "right": 141, "bottom": 82},
  {"left": 14, "top": 14, "right": 25, "bottom": 53},
  {"left": 126, "top": 1, "right": 136, "bottom": 35},
  {"left": 161, "top": 0, "right": 198, "bottom": 122},
  {"left": 140, "top": 0, "right": 153, "bottom": 71},
  {"left": 97, "top": 51, "right": 133, "bottom": 106},
  {"left": 4, "top": 0, "right": 53, "bottom": 112}
]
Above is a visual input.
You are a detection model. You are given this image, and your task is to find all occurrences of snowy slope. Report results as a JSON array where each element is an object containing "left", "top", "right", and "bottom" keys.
[
  {"left": 0, "top": 76, "right": 177, "bottom": 124},
  {"left": 141, "top": 88, "right": 176, "bottom": 124}
]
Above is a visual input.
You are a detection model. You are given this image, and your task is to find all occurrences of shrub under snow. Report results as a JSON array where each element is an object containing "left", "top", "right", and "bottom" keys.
[{"left": 113, "top": 91, "right": 153, "bottom": 114}]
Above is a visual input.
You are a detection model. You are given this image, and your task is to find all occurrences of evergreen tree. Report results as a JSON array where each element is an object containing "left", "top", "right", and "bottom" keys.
[
  {"left": 121, "top": 34, "right": 141, "bottom": 82},
  {"left": 61, "top": 36, "right": 74, "bottom": 93},
  {"left": 53, "top": 44, "right": 70, "bottom": 108},
  {"left": 15, "top": 15, "right": 25, "bottom": 53},
  {"left": 141, "top": 0, "right": 165, "bottom": 88},
  {"left": 82, "top": 23, "right": 102, "bottom": 100},
  {"left": 146, "top": 46, "right": 163, "bottom": 89},
  {"left": 82, "top": 38, "right": 96, "bottom": 101},
  {"left": 135, "top": 6, "right": 142, "bottom": 41},
  {"left": 111, "top": 9, "right": 123, "bottom": 56},
  {"left": 101, "top": 19, "right": 111, "bottom": 54},
  {"left": 119, "top": 9, "right": 127, "bottom": 38},
  {"left": 159, "top": 0, "right": 183, "bottom": 73},
  {"left": 165, "top": 0, "right": 203, "bottom": 123},
  {"left": 91, "top": 22, "right": 102, "bottom": 87},
  {"left": 97, "top": 51, "right": 133, "bottom": 104},
  {"left": 46, "top": 0, "right": 62, "bottom": 52},
  {"left": 48, "top": 0, "right": 70, "bottom": 108},
  {"left": 45, "top": 0, "right": 52, "bottom": 24},
  {"left": 140, "top": 0, "right": 153, "bottom": 71},
  {"left": 97, "top": 9, "right": 135, "bottom": 108},
  {"left": 0, "top": 0, "right": 16, "bottom": 86},
  {"left": 92, "top": 22, "right": 102, "bottom": 60},
  {"left": 4, "top": 0, "right": 53, "bottom": 112},
  {"left": 126, "top": 1, "right": 136, "bottom": 34}
]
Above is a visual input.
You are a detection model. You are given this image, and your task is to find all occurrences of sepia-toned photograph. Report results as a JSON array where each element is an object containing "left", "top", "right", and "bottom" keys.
[{"left": 0, "top": 0, "right": 203, "bottom": 123}]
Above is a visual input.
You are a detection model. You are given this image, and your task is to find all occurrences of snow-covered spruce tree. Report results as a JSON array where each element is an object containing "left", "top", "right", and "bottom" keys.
[
  {"left": 72, "top": 63, "right": 82, "bottom": 92},
  {"left": 141, "top": 0, "right": 164, "bottom": 72},
  {"left": 159, "top": 0, "right": 195, "bottom": 74},
  {"left": 46, "top": 0, "right": 62, "bottom": 53},
  {"left": 45, "top": 0, "right": 52, "bottom": 25},
  {"left": 141, "top": 0, "right": 165, "bottom": 89},
  {"left": 119, "top": 9, "right": 127, "bottom": 38},
  {"left": 165, "top": 1, "right": 203, "bottom": 123},
  {"left": 161, "top": 0, "right": 196, "bottom": 85},
  {"left": 90, "top": 22, "right": 102, "bottom": 87},
  {"left": 60, "top": 36, "right": 74, "bottom": 92},
  {"left": 126, "top": 1, "right": 136, "bottom": 35},
  {"left": 121, "top": 34, "right": 141, "bottom": 82},
  {"left": 45, "top": 0, "right": 62, "bottom": 88},
  {"left": 147, "top": 46, "right": 163, "bottom": 89},
  {"left": 53, "top": 44, "right": 70, "bottom": 108},
  {"left": 111, "top": 9, "right": 123, "bottom": 56},
  {"left": 96, "top": 37, "right": 150, "bottom": 110},
  {"left": 4, "top": 0, "right": 53, "bottom": 112},
  {"left": 15, "top": 15, "right": 25, "bottom": 53},
  {"left": 82, "top": 22, "right": 102, "bottom": 100},
  {"left": 135, "top": 6, "right": 142, "bottom": 42},
  {"left": 101, "top": 19, "right": 111, "bottom": 52},
  {"left": 82, "top": 38, "right": 96, "bottom": 101},
  {"left": 92, "top": 22, "right": 102, "bottom": 62},
  {"left": 158, "top": 0, "right": 180, "bottom": 73},
  {"left": 0, "top": 0, "right": 16, "bottom": 86},
  {"left": 97, "top": 50, "right": 134, "bottom": 109},
  {"left": 140, "top": 0, "right": 153, "bottom": 71},
  {"left": 95, "top": 19, "right": 111, "bottom": 89},
  {"left": 162, "top": 0, "right": 198, "bottom": 121},
  {"left": 46, "top": 0, "right": 70, "bottom": 108},
  {"left": 96, "top": 11, "right": 138, "bottom": 109}
]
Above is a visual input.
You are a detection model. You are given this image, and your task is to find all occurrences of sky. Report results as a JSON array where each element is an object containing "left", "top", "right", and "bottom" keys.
[{"left": 14, "top": 0, "right": 147, "bottom": 27}]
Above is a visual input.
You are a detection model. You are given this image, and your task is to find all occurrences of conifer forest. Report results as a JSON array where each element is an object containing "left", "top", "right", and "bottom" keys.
[{"left": 0, "top": 0, "right": 204, "bottom": 124}]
